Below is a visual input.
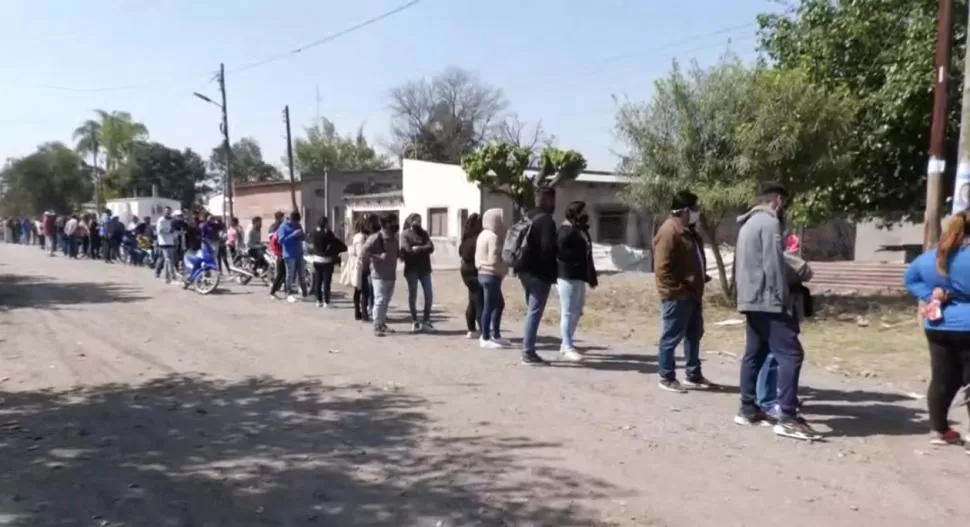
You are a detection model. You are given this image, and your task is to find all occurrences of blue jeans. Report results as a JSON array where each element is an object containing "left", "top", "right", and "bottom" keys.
[
  {"left": 519, "top": 273, "right": 552, "bottom": 356},
  {"left": 756, "top": 354, "right": 779, "bottom": 411},
  {"left": 557, "top": 279, "right": 587, "bottom": 350},
  {"left": 479, "top": 274, "right": 505, "bottom": 341},
  {"left": 657, "top": 298, "right": 704, "bottom": 381},
  {"left": 283, "top": 257, "right": 306, "bottom": 295},
  {"left": 371, "top": 278, "right": 395, "bottom": 328},
  {"left": 740, "top": 312, "right": 804, "bottom": 417},
  {"left": 405, "top": 272, "right": 433, "bottom": 323}
]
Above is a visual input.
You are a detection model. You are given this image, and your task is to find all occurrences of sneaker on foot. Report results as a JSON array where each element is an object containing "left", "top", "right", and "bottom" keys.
[
  {"left": 411, "top": 322, "right": 422, "bottom": 333},
  {"left": 734, "top": 408, "right": 772, "bottom": 427},
  {"left": 683, "top": 376, "right": 716, "bottom": 390},
  {"left": 774, "top": 417, "right": 822, "bottom": 440},
  {"left": 323, "top": 302, "right": 331, "bottom": 309},
  {"left": 315, "top": 301, "right": 323, "bottom": 308},
  {"left": 520, "top": 353, "right": 549, "bottom": 366},
  {"left": 480, "top": 338, "right": 504, "bottom": 349},
  {"left": 560, "top": 349, "right": 584, "bottom": 362},
  {"left": 465, "top": 331, "right": 479, "bottom": 340},
  {"left": 286, "top": 295, "right": 298, "bottom": 303},
  {"left": 658, "top": 379, "right": 687, "bottom": 393},
  {"left": 422, "top": 322, "right": 435, "bottom": 332},
  {"left": 930, "top": 429, "right": 964, "bottom": 446},
  {"left": 492, "top": 337, "right": 511, "bottom": 347}
]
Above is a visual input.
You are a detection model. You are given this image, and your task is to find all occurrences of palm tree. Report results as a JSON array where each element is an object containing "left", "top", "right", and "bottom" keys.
[
  {"left": 74, "top": 110, "right": 149, "bottom": 202},
  {"left": 72, "top": 118, "right": 102, "bottom": 209}
]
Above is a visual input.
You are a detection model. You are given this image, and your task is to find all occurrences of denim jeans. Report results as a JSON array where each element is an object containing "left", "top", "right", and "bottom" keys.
[
  {"left": 740, "top": 312, "right": 805, "bottom": 418},
  {"left": 519, "top": 273, "right": 552, "bottom": 356},
  {"left": 756, "top": 353, "right": 779, "bottom": 411},
  {"left": 371, "top": 278, "right": 395, "bottom": 328},
  {"left": 479, "top": 274, "right": 505, "bottom": 341},
  {"left": 657, "top": 298, "right": 704, "bottom": 381},
  {"left": 405, "top": 272, "right": 433, "bottom": 323},
  {"left": 557, "top": 279, "right": 587, "bottom": 350},
  {"left": 283, "top": 257, "right": 307, "bottom": 296},
  {"left": 158, "top": 246, "right": 176, "bottom": 282}
]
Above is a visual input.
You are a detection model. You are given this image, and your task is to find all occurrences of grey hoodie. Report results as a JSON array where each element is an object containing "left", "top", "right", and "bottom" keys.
[
  {"left": 363, "top": 230, "right": 399, "bottom": 280},
  {"left": 735, "top": 204, "right": 789, "bottom": 314}
]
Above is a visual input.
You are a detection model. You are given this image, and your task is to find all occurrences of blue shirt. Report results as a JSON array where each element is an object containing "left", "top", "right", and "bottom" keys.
[
  {"left": 276, "top": 220, "right": 305, "bottom": 259},
  {"left": 904, "top": 247, "right": 970, "bottom": 332}
]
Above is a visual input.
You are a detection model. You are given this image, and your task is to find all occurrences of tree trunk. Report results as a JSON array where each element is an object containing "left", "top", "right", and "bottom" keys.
[{"left": 701, "top": 217, "right": 735, "bottom": 304}]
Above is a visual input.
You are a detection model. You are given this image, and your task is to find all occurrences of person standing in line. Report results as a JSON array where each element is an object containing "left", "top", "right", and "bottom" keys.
[
  {"left": 459, "top": 213, "right": 484, "bottom": 339},
  {"left": 267, "top": 211, "right": 287, "bottom": 299},
  {"left": 734, "top": 183, "right": 818, "bottom": 440},
  {"left": 903, "top": 211, "right": 970, "bottom": 448},
  {"left": 77, "top": 215, "right": 90, "bottom": 258},
  {"left": 653, "top": 190, "right": 713, "bottom": 392},
  {"left": 308, "top": 216, "right": 347, "bottom": 308},
  {"left": 243, "top": 216, "right": 266, "bottom": 276},
  {"left": 227, "top": 216, "right": 243, "bottom": 263},
  {"left": 42, "top": 212, "right": 56, "bottom": 256},
  {"left": 277, "top": 211, "right": 308, "bottom": 303},
  {"left": 155, "top": 207, "right": 177, "bottom": 284},
  {"left": 517, "top": 186, "right": 559, "bottom": 366},
  {"left": 341, "top": 216, "right": 372, "bottom": 322},
  {"left": 476, "top": 208, "right": 509, "bottom": 349},
  {"left": 362, "top": 213, "right": 399, "bottom": 337},
  {"left": 35, "top": 217, "right": 44, "bottom": 251},
  {"left": 400, "top": 213, "right": 436, "bottom": 332},
  {"left": 89, "top": 216, "right": 101, "bottom": 259},
  {"left": 64, "top": 214, "right": 79, "bottom": 258},
  {"left": 556, "top": 201, "right": 598, "bottom": 362}
]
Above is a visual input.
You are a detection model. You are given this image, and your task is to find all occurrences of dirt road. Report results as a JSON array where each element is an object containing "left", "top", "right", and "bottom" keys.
[{"left": 0, "top": 245, "right": 965, "bottom": 527}]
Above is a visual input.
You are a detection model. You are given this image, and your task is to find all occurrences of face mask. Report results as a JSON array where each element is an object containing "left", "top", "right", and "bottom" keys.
[{"left": 688, "top": 210, "right": 700, "bottom": 225}]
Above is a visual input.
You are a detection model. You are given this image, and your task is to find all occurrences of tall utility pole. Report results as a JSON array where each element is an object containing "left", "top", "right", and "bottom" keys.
[
  {"left": 283, "top": 105, "right": 299, "bottom": 213},
  {"left": 925, "top": 0, "right": 954, "bottom": 249},
  {"left": 218, "top": 63, "right": 234, "bottom": 221},
  {"left": 953, "top": 5, "right": 970, "bottom": 216}
]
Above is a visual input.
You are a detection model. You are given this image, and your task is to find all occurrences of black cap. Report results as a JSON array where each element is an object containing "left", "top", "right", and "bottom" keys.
[{"left": 671, "top": 190, "right": 699, "bottom": 212}]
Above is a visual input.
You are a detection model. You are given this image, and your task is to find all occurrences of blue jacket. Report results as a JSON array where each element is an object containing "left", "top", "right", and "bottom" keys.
[
  {"left": 276, "top": 220, "right": 305, "bottom": 259},
  {"left": 904, "top": 247, "right": 970, "bottom": 332}
]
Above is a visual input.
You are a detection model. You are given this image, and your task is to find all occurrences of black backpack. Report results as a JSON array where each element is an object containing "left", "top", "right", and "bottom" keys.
[{"left": 502, "top": 217, "right": 533, "bottom": 272}]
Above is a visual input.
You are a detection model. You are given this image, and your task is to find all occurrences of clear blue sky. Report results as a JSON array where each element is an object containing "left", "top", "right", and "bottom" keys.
[{"left": 0, "top": 0, "right": 775, "bottom": 172}]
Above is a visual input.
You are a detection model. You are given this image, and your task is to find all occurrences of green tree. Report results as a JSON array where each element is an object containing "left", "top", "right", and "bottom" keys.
[
  {"left": 461, "top": 143, "right": 587, "bottom": 216},
  {"left": 209, "top": 137, "right": 282, "bottom": 184},
  {"left": 757, "top": 0, "right": 965, "bottom": 220},
  {"left": 118, "top": 142, "right": 210, "bottom": 207},
  {"left": 615, "top": 57, "right": 854, "bottom": 297},
  {"left": 0, "top": 142, "right": 93, "bottom": 216},
  {"left": 294, "top": 118, "right": 391, "bottom": 175},
  {"left": 389, "top": 67, "right": 507, "bottom": 163},
  {"left": 74, "top": 110, "right": 149, "bottom": 200}
]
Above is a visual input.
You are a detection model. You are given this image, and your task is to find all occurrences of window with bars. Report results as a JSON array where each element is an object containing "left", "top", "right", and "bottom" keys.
[{"left": 427, "top": 207, "right": 448, "bottom": 237}]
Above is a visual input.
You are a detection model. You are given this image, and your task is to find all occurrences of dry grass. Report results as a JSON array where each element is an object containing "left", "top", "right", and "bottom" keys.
[{"left": 429, "top": 271, "right": 927, "bottom": 387}]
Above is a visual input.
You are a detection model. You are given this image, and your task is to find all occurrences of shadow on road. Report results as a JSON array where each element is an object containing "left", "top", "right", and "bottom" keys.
[
  {"left": 0, "top": 375, "right": 623, "bottom": 526},
  {"left": 0, "top": 274, "right": 149, "bottom": 311}
]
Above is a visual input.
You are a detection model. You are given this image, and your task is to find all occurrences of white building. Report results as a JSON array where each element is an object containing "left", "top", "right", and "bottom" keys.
[
  {"left": 105, "top": 197, "right": 181, "bottom": 226},
  {"left": 344, "top": 159, "right": 653, "bottom": 271}
]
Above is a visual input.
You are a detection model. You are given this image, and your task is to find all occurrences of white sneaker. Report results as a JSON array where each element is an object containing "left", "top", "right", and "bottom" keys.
[
  {"left": 465, "top": 331, "right": 479, "bottom": 340},
  {"left": 480, "top": 338, "right": 504, "bottom": 349},
  {"left": 323, "top": 302, "right": 331, "bottom": 309},
  {"left": 315, "top": 301, "right": 323, "bottom": 308},
  {"left": 286, "top": 295, "right": 297, "bottom": 303},
  {"left": 561, "top": 349, "right": 584, "bottom": 362}
]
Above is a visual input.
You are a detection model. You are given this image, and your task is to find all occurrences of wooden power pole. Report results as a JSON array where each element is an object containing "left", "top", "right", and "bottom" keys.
[
  {"left": 283, "top": 105, "right": 298, "bottom": 213},
  {"left": 925, "top": 0, "right": 954, "bottom": 249}
]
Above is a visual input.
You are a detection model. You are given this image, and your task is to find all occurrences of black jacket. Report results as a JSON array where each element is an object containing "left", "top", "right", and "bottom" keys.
[
  {"left": 521, "top": 210, "right": 558, "bottom": 284},
  {"left": 308, "top": 228, "right": 347, "bottom": 260},
  {"left": 400, "top": 226, "right": 434, "bottom": 275},
  {"left": 557, "top": 224, "right": 598, "bottom": 287}
]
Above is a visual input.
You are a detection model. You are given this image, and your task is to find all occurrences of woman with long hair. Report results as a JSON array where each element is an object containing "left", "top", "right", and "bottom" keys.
[
  {"left": 556, "top": 201, "right": 598, "bottom": 361},
  {"left": 308, "top": 216, "right": 347, "bottom": 308},
  {"left": 458, "top": 213, "right": 483, "bottom": 338},
  {"left": 903, "top": 211, "right": 970, "bottom": 448},
  {"left": 341, "top": 216, "right": 372, "bottom": 320}
]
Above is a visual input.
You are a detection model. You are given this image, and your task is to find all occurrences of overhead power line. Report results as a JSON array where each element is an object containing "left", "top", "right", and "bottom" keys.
[{"left": 29, "top": 0, "right": 423, "bottom": 93}]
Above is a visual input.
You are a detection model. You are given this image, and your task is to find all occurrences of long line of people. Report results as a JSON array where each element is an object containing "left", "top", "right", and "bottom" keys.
[{"left": 8, "top": 180, "right": 970, "bottom": 448}]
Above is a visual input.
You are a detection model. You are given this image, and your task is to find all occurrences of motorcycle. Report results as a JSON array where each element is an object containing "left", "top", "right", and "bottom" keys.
[
  {"left": 229, "top": 246, "right": 272, "bottom": 286},
  {"left": 181, "top": 242, "right": 220, "bottom": 295}
]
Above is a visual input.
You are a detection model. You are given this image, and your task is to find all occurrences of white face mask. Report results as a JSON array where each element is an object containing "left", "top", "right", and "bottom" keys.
[{"left": 688, "top": 210, "right": 700, "bottom": 225}]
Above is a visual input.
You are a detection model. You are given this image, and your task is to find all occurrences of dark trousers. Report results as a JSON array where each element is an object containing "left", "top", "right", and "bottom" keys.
[
  {"left": 925, "top": 330, "right": 970, "bottom": 433},
  {"left": 462, "top": 273, "right": 483, "bottom": 332},
  {"left": 269, "top": 256, "right": 286, "bottom": 295},
  {"left": 740, "top": 311, "right": 804, "bottom": 418},
  {"left": 354, "top": 269, "right": 372, "bottom": 320},
  {"left": 311, "top": 262, "right": 335, "bottom": 303},
  {"left": 217, "top": 244, "right": 230, "bottom": 274}
]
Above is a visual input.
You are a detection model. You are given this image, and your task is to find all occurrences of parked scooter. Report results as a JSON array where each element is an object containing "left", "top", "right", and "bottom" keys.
[
  {"left": 229, "top": 246, "right": 271, "bottom": 286},
  {"left": 181, "top": 242, "right": 220, "bottom": 295}
]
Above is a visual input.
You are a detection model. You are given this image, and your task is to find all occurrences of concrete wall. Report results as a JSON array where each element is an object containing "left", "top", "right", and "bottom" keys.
[
  {"left": 233, "top": 183, "right": 302, "bottom": 232},
  {"left": 302, "top": 169, "right": 402, "bottom": 238},
  {"left": 853, "top": 220, "right": 924, "bottom": 263}
]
